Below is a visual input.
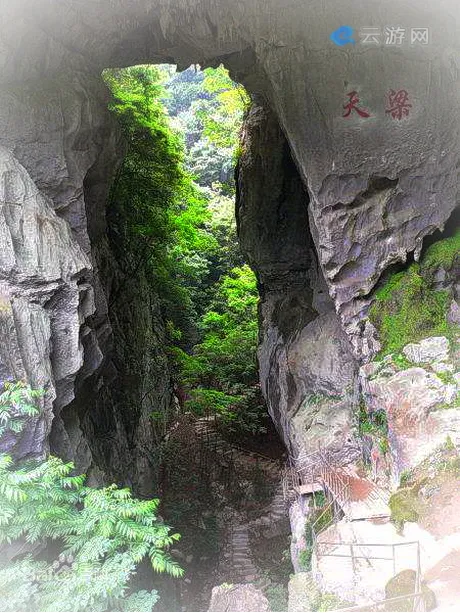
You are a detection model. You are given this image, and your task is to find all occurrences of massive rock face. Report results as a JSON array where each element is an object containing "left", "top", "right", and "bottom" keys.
[
  {"left": 0, "top": 0, "right": 459, "bottom": 487},
  {"left": 236, "top": 103, "right": 359, "bottom": 457},
  {"left": 0, "top": 147, "right": 92, "bottom": 459}
]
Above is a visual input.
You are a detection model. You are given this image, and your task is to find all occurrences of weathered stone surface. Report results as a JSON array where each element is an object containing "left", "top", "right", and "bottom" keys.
[
  {"left": 403, "top": 337, "right": 450, "bottom": 365},
  {"left": 385, "top": 569, "right": 436, "bottom": 612},
  {"left": 208, "top": 583, "right": 269, "bottom": 612},
  {"left": 361, "top": 343, "right": 460, "bottom": 478},
  {"left": 448, "top": 299, "right": 460, "bottom": 325},
  {"left": 0, "top": 24, "right": 175, "bottom": 487},
  {"left": 0, "top": 147, "right": 91, "bottom": 460},
  {"left": 237, "top": 102, "right": 360, "bottom": 459}
]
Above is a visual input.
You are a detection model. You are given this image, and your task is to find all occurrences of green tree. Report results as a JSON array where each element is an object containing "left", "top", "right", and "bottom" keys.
[
  {"left": 0, "top": 383, "right": 183, "bottom": 612},
  {"left": 175, "top": 265, "right": 267, "bottom": 436},
  {"left": 163, "top": 65, "right": 248, "bottom": 194},
  {"left": 198, "top": 65, "right": 249, "bottom": 153},
  {"left": 104, "top": 65, "right": 217, "bottom": 348}
]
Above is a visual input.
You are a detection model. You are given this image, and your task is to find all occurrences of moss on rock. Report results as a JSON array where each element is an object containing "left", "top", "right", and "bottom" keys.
[
  {"left": 369, "top": 263, "right": 452, "bottom": 357},
  {"left": 389, "top": 485, "right": 422, "bottom": 533},
  {"left": 422, "top": 229, "right": 460, "bottom": 272}
]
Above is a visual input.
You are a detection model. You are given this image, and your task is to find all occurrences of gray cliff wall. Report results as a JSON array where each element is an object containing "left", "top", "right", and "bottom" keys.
[
  {"left": 0, "top": 0, "right": 459, "bottom": 483},
  {"left": 236, "top": 103, "right": 360, "bottom": 458}
]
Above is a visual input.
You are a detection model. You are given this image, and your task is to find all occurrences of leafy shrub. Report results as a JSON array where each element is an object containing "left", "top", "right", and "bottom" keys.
[
  {"left": 0, "top": 465, "right": 183, "bottom": 611},
  {"left": 0, "top": 384, "right": 182, "bottom": 611},
  {"left": 0, "top": 381, "right": 41, "bottom": 436},
  {"left": 389, "top": 485, "right": 421, "bottom": 533},
  {"left": 298, "top": 547, "right": 313, "bottom": 571},
  {"left": 265, "top": 582, "right": 288, "bottom": 612}
]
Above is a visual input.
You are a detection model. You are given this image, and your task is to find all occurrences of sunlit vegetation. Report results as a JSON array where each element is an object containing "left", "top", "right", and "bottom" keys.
[
  {"left": 103, "top": 65, "right": 218, "bottom": 347},
  {"left": 370, "top": 225, "right": 460, "bottom": 358},
  {"left": 422, "top": 229, "right": 460, "bottom": 272},
  {"left": 173, "top": 263, "right": 267, "bottom": 436},
  {"left": 151, "top": 65, "right": 267, "bottom": 437},
  {"left": 162, "top": 64, "right": 249, "bottom": 193}
]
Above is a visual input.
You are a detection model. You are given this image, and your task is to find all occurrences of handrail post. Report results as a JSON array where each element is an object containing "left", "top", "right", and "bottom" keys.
[{"left": 415, "top": 542, "right": 422, "bottom": 612}]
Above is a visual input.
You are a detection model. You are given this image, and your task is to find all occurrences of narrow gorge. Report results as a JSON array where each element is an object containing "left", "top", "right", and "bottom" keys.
[{"left": 0, "top": 1, "right": 460, "bottom": 611}]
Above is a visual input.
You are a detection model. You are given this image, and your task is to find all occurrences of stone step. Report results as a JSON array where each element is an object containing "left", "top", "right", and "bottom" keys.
[{"left": 233, "top": 553, "right": 251, "bottom": 559}]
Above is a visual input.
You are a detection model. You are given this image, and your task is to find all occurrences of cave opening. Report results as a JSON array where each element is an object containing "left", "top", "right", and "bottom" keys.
[{"left": 72, "top": 62, "right": 291, "bottom": 611}]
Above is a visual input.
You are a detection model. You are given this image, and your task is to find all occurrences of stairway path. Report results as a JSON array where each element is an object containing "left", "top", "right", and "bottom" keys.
[
  {"left": 193, "top": 416, "right": 290, "bottom": 587},
  {"left": 194, "top": 416, "right": 281, "bottom": 476},
  {"left": 249, "top": 483, "right": 290, "bottom": 537},
  {"left": 220, "top": 517, "right": 259, "bottom": 584}
]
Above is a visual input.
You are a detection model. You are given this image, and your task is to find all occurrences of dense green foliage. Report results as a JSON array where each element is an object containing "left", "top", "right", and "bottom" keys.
[
  {"left": 104, "top": 65, "right": 217, "bottom": 347},
  {"left": 0, "top": 384, "right": 182, "bottom": 612},
  {"left": 174, "top": 264, "right": 267, "bottom": 436},
  {"left": 422, "top": 229, "right": 460, "bottom": 272},
  {"left": 370, "top": 228, "right": 460, "bottom": 357},
  {"left": 159, "top": 65, "right": 267, "bottom": 436},
  {"left": 104, "top": 63, "right": 250, "bottom": 353},
  {"left": 0, "top": 381, "right": 41, "bottom": 436},
  {"left": 163, "top": 65, "right": 249, "bottom": 193},
  {"left": 196, "top": 66, "right": 249, "bottom": 152}
]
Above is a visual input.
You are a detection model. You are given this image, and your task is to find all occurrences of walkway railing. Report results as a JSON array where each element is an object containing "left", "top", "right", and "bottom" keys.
[
  {"left": 310, "top": 454, "right": 352, "bottom": 547},
  {"left": 335, "top": 591, "right": 424, "bottom": 612},
  {"left": 280, "top": 444, "right": 355, "bottom": 549},
  {"left": 317, "top": 541, "right": 423, "bottom": 612},
  {"left": 285, "top": 445, "right": 423, "bottom": 612}
]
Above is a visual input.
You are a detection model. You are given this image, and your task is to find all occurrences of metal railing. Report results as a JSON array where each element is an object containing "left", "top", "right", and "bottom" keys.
[
  {"left": 315, "top": 541, "right": 423, "bottom": 612},
  {"left": 309, "top": 448, "right": 353, "bottom": 546},
  {"left": 289, "top": 445, "right": 424, "bottom": 612},
  {"left": 336, "top": 591, "right": 424, "bottom": 612}
]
